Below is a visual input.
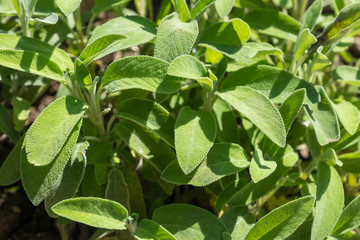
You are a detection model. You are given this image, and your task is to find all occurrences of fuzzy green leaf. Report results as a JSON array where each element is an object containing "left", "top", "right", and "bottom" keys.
[
  {"left": 175, "top": 107, "right": 217, "bottom": 174},
  {"left": 220, "top": 207, "right": 255, "bottom": 240},
  {"left": 177, "top": 0, "right": 191, "bottom": 21},
  {"left": 102, "top": 56, "right": 181, "bottom": 94},
  {"left": 311, "top": 163, "right": 344, "bottom": 240},
  {"left": 215, "top": 0, "right": 234, "bottom": 17},
  {"left": 191, "top": 0, "right": 214, "bottom": 20},
  {"left": 305, "top": 87, "right": 340, "bottom": 146},
  {"left": 249, "top": 149, "right": 277, "bottom": 183},
  {"left": 245, "top": 196, "right": 315, "bottom": 240},
  {"left": 0, "top": 104, "right": 20, "bottom": 143},
  {"left": 293, "top": 29, "right": 317, "bottom": 63},
  {"left": 0, "top": 135, "right": 24, "bottom": 186},
  {"left": 92, "top": 0, "right": 130, "bottom": 15},
  {"left": 222, "top": 65, "right": 319, "bottom": 104},
  {"left": 218, "top": 86, "right": 286, "bottom": 147},
  {"left": 339, "top": 151, "right": 360, "bottom": 173},
  {"left": 301, "top": 0, "right": 322, "bottom": 32},
  {"left": 334, "top": 100, "right": 360, "bottom": 135},
  {"left": 116, "top": 98, "right": 176, "bottom": 147},
  {"left": 332, "top": 65, "right": 360, "bottom": 86},
  {"left": 153, "top": 204, "right": 227, "bottom": 240},
  {"left": 244, "top": 9, "right": 300, "bottom": 41},
  {"left": 198, "top": 19, "right": 250, "bottom": 61},
  {"left": 134, "top": 219, "right": 177, "bottom": 240},
  {"left": 55, "top": 0, "right": 81, "bottom": 16},
  {"left": 25, "top": 96, "right": 87, "bottom": 166},
  {"left": 154, "top": 12, "right": 198, "bottom": 63},
  {"left": 161, "top": 143, "right": 249, "bottom": 186},
  {"left": 21, "top": 119, "right": 82, "bottom": 206},
  {"left": 52, "top": 197, "right": 128, "bottom": 230},
  {"left": 333, "top": 196, "right": 360, "bottom": 235},
  {"left": 105, "top": 169, "right": 130, "bottom": 211},
  {"left": 45, "top": 141, "right": 88, "bottom": 217},
  {"left": 13, "top": 97, "right": 30, "bottom": 131},
  {"left": 87, "top": 16, "right": 156, "bottom": 60}
]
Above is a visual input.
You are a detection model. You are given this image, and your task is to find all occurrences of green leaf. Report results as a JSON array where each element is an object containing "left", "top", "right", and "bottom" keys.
[
  {"left": 161, "top": 143, "right": 249, "bottom": 186},
  {"left": 74, "top": 58, "right": 92, "bottom": 89},
  {"left": 152, "top": 204, "right": 227, "bottom": 240},
  {"left": 134, "top": 219, "right": 177, "bottom": 240},
  {"left": 29, "top": 12, "right": 59, "bottom": 30},
  {"left": 310, "top": 47, "right": 331, "bottom": 72},
  {"left": 293, "top": 29, "right": 317, "bottom": 63},
  {"left": 300, "top": 0, "right": 322, "bottom": 31},
  {"left": 243, "top": 9, "right": 300, "bottom": 41},
  {"left": 177, "top": 0, "right": 191, "bottom": 21},
  {"left": 0, "top": 34, "right": 73, "bottom": 81},
  {"left": 228, "top": 145, "right": 298, "bottom": 206},
  {"left": 212, "top": 98, "right": 239, "bottom": 143},
  {"left": 305, "top": 87, "right": 340, "bottom": 146},
  {"left": 87, "top": 16, "right": 156, "bottom": 61},
  {"left": 44, "top": 141, "right": 88, "bottom": 217},
  {"left": 25, "top": 96, "right": 87, "bottom": 166},
  {"left": 105, "top": 169, "right": 130, "bottom": 211},
  {"left": 191, "top": 0, "right": 214, "bottom": 20},
  {"left": 272, "top": 0, "right": 293, "bottom": 9},
  {"left": 154, "top": 12, "right": 198, "bottom": 62},
  {"left": 198, "top": 19, "right": 250, "bottom": 61},
  {"left": 250, "top": 149, "right": 277, "bottom": 183},
  {"left": 102, "top": 56, "right": 181, "bottom": 94},
  {"left": 333, "top": 196, "right": 360, "bottom": 235},
  {"left": 0, "top": 103, "right": 20, "bottom": 143},
  {"left": 79, "top": 34, "right": 127, "bottom": 64},
  {"left": 52, "top": 197, "right": 128, "bottom": 230},
  {"left": 217, "top": 86, "right": 286, "bottom": 147},
  {"left": 243, "top": 42, "right": 284, "bottom": 59},
  {"left": 167, "top": 54, "right": 213, "bottom": 91},
  {"left": 21, "top": 119, "right": 82, "bottom": 206},
  {"left": 221, "top": 65, "right": 319, "bottom": 104},
  {"left": 220, "top": 207, "right": 255, "bottom": 240},
  {"left": 115, "top": 120, "right": 175, "bottom": 172},
  {"left": 331, "top": 65, "right": 360, "bottom": 86},
  {"left": 92, "top": 0, "right": 130, "bottom": 15},
  {"left": 0, "top": 135, "right": 24, "bottom": 186},
  {"left": 334, "top": 100, "right": 360, "bottom": 135},
  {"left": 55, "top": 0, "right": 81, "bottom": 16},
  {"left": 215, "top": 0, "right": 234, "bottom": 17},
  {"left": 311, "top": 163, "right": 344, "bottom": 240},
  {"left": 175, "top": 106, "right": 217, "bottom": 174},
  {"left": 244, "top": 196, "right": 315, "bottom": 240},
  {"left": 13, "top": 97, "right": 30, "bottom": 131},
  {"left": 116, "top": 98, "right": 176, "bottom": 147},
  {"left": 339, "top": 151, "right": 360, "bottom": 173},
  {"left": 311, "top": 3, "right": 360, "bottom": 51}
]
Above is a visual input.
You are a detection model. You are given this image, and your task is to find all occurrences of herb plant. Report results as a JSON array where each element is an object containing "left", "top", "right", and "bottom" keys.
[{"left": 1, "top": 0, "right": 360, "bottom": 239}]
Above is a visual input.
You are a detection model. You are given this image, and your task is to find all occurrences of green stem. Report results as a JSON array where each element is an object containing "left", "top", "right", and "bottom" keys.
[
  {"left": 258, "top": 176, "right": 289, "bottom": 208},
  {"left": 74, "top": 8, "right": 85, "bottom": 48}
]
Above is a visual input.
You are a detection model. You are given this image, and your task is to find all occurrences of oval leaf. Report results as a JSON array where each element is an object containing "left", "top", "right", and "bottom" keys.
[
  {"left": 217, "top": 86, "right": 286, "bottom": 147},
  {"left": 332, "top": 65, "right": 360, "bottom": 86},
  {"left": 244, "top": 196, "right": 315, "bottom": 240},
  {"left": 134, "top": 219, "right": 177, "bottom": 240},
  {"left": 55, "top": 0, "right": 82, "bottom": 16},
  {"left": 334, "top": 100, "right": 360, "bottom": 135},
  {"left": 152, "top": 204, "right": 227, "bottom": 240},
  {"left": 333, "top": 195, "right": 360, "bottom": 235},
  {"left": 102, "top": 56, "right": 181, "bottom": 94},
  {"left": 311, "top": 163, "right": 344, "bottom": 240},
  {"left": 250, "top": 149, "right": 277, "bottom": 183},
  {"left": 52, "top": 197, "right": 128, "bottom": 230},
  {"left": 25, "top": 96, "right": 87, "bottom": 166},
  {"left": 175, "top": 106, "right": 217, "bottom": 174},
  {"left": 220, "top": 207, "right": 256, "bottom": 240}
]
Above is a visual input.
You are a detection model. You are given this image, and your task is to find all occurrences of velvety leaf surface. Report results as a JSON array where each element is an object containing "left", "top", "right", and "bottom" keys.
[
  {"left": 55, "top": 0, "right": 82, "bottom": 16},
  {"left": 45, "top": 142, "right": 88, "bottom": 217},
  {"left": 134, "top": 219, "right": 177, "bottom": 240},
  {"left": 25, "top": 96, "right": 87, "bottom": 166},
  {"left": 244, "top": 196, "right": 315, "bottom": 240},
  {"left": 105, "top": 169, "right": 130, "bottom": 211},
  {"left": 215, "top": 0, "right": 234, "bottom": 17},
  {"left": 161, "top": 143, "right": 249, "bottom": 186},
  {"left": 218, "top": 86, "right": 286, "bottom": 147},
  {"left": 87, "top": 16, "right": 156, "bottom": 60},
  {"left": 198, "top": 19, "right": 250, "bottom": 61},
  {"left": 243, "top": 9, "right": 300, "bottom": 41},
  {"left": 0, "top": 135, "right": 24, "bottom": 186},
  {"left": 300, "top": 0, "right": 323, "bottom": 31},
  {"left": 52, "top": 197, "right": 128, "bottom": 230},
  {"left": 220, "top": 207, "right": 255, "bottom": 240},
  {"left": 116, "top": 98, "right": 176, "bottom": 147},
  {"left": 222, "top": 65, "right": 319, "bottom": 104},
  {"left": 305, "top": 87, "right": 340, "bottom": 146},
  {"left": 152, "top": 204, "right": 227, "bottom": 240},
  {"left": 21, "top": 119, "right": 82, "bottom": 206},
  {"left": 333, "top": 196, "right": 360, "bottom": 235},
  {"left": 102, "top": 56, "right": 181, "bottom": 94},
  {"left": 331, "top": 65, "right": 360, "bottom": 86},
  {"left": 293, "top": 29, "right": 317, "bottom": 63},
  {"left": 334, "top": 100, "right": 360, "bottom": 135},
  {"left": 154, "top": 12, "right": 198, "bottom": 62},
  {"left": 175, "top": 107, "right": 217, "bottom": 174},
  {"left": 311, "top": 163, "right": 344, "bottom": 240},
  {"left": 250, "top": 149, "right": 277, "bottom": 183}
]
